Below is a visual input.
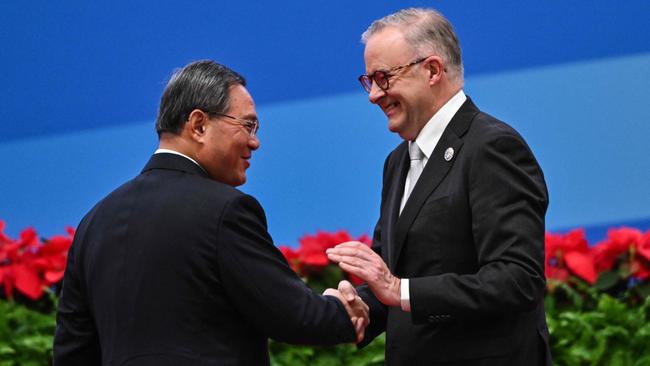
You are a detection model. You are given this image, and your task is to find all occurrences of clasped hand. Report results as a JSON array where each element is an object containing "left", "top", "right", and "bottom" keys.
[{"left": 323, "top": 281, "right": 369, "bottom": 343}]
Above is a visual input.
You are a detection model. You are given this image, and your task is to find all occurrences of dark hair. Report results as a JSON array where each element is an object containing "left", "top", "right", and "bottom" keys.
[{"left": 155, "top": 60, "right": 246, "bottom": 136}]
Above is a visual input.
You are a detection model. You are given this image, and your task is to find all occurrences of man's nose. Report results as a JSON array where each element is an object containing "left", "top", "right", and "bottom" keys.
[
  {"left": 248, "top": 135, "right": 260, "bottom": 150},
  {"left": 368, "top": 82, "right": 385, "bottom": 104}
]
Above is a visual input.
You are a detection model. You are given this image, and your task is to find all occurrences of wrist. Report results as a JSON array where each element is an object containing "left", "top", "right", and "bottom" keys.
[{"left": 391, "top": 277, "right": 402, "bottom": 307}]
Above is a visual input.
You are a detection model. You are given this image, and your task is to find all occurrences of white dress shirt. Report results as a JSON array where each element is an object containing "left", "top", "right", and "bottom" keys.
[{"left": 399, "top": 90, "right": 467, "bottom": 312}]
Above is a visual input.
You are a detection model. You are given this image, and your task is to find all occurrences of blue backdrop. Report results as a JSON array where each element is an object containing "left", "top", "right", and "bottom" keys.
[{"left": 1, "top": 1, "right": 649, "bottom": 245}]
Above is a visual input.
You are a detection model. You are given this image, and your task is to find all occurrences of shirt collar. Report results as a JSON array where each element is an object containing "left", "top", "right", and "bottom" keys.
[
  {"left": 412, "top": 89, "right": 467, "bottom": 159},
  {"left": 154, "top": 148, "right": 203, "bottom": 170}
]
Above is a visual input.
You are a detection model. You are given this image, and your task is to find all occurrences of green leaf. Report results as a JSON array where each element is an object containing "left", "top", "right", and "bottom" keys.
[
  {"left": 634, "top": 282, "right": 650, "bottom": 299},
  {"left": 595, "top": 271, "right": 620, "bottom": 291},
  {"left": 0, "top": 299, "right": 56, "bottom": 366},
  {"left": 634, "top": 354, "right": 650, "bottom": 366}
]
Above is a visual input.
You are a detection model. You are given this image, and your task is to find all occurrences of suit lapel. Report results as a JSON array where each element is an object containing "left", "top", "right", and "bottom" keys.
[
  {"left": 383, "top": 144, "right": 409, "bottom": 269},
  {"left": 390, "top": 98, "right": 479, "bottom": 269}
]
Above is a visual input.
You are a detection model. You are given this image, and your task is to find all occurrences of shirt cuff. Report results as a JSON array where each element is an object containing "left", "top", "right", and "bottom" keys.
[{"left": 400, "top": 278, "right": 411, "bottom": 312}]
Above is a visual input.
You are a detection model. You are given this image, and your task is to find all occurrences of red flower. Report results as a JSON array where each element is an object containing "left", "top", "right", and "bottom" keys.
[
  {"left": 38, "top": 231, "right": 74, "bottom": 256},
  {"left": 631, "top": 258, "right": 650, "bottom": 280},
  {"left": 356, "top": 234, "right": 372, "bottom": 246},
  {"left": 298, "top": 234, "right": 330, "bottom": 268},
  {"left": 545, "top": 229, "right": 589, "bottom": 257},
  {"left": 0, "top": 267, "right": 14, "bottom": 299},
  {"left": 12, "top": 263, "right": 43, "bottom": 300},
  {"left": 297, "top": 230, "right": 356, "bottom": 268},
  {"left": 0, "top": 220, "right": 12, "bottom": 245},
  {"left": 279, "top": 246, "right": 301, "bottom": 273},
  {"left": 637, "top": 230, "right": 650, "bottom": 262},
  {"left": 0, "top": 223, "right": 75, "bottom": 300},
  {"left": 592, "top": 227, "right": 642, "bottom": 272},
  {"left": 563, "top": 251, "right": 597, "bottom": 284},
  {"left": 545, "top": 229, "right": 597, "bottom": 284},
  {"left": 545, "top": 266, "right": 570, "bottom": 283},
  {"left": 278, "top": 230, "right": 372, "bottom": 283}
]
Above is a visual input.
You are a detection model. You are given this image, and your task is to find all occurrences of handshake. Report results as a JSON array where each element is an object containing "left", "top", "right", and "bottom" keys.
[
  {"left": 323, "top": 280, "right": 369, "bottom": 343},
  {"left": 322, "top": 240, "right": 403, "bottom": 343}
]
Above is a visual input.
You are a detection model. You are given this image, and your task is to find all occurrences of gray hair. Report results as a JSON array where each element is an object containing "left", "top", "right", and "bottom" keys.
[
  {"left": 155, "top": 60, "right": 246, "bottom": 136},
  {"left": 362, "top": 8, "right": 464, "bottom": 83}
]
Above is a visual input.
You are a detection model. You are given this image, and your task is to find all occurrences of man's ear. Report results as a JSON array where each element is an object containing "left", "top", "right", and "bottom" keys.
[
  {"left": 186, "top": 109, "right": 208, "bottom": 141},
  {"left": 425, "top": 56, "right": 445, "bottom": 86}
]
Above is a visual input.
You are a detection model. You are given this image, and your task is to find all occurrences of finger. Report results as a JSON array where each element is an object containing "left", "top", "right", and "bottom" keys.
[
  {"left": 322, "top": 288, "right": 337, "bottom": 297},
  {"left": 354, "top": 317, "right": 363, "bottom": 333},
  {"left": 338, "top": 280, "right": 357, "bottom": 302},
  {"left": 325, "top": 252, "right": 347, "bottom": 264},
  {"left": 334, "top": 241, "right": 366, "bottom": 249},
  {"left": 327, "top": 243, "right": 373, "bottom": 256},
  {"left": 338, "top": 262, "right": 369, "bottom": 280},
  {"left": 330, "top": 254, "right": 374, "bottom": 272},
  {"left": 327, "top": 247, "right": 377, "bottom": 263},
  {"left": 331, "top": 242, "right": 374, "bottom": 257},
  {"left": 356, "top": 296, "right": 370, "bottom": 318},
  {"left": 354, "top": 318, "right": 363, "bottom": 341},
  {"left": 355, "top": 319, "right": 366, "bottom": 343},
  {"left": 357, "top": 315, "right": 369, "bottom": 330}
]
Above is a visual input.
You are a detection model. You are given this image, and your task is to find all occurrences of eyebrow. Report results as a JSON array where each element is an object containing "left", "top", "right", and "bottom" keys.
[{"left": 366, "top": 62, "right": 396, "bottom": 76}]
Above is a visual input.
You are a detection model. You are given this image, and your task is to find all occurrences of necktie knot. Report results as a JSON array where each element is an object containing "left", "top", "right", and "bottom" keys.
[{"left": 409, "top": 142, "right": 424, "bottom": 161}]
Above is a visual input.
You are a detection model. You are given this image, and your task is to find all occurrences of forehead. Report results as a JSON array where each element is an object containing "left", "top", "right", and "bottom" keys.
[
  {"left": 226, "top": 84, "right": 256, "bottom": 117},
  {"left": 364, "top": 27, "right": 413, "bottom": 72}
]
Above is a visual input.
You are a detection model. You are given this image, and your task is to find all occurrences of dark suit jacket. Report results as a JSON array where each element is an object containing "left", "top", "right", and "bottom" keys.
[
  {"left": 358, "top": 98, "right": 552, "bottom": 365},
  {"left": 53, "top": 153, "right": 355, "bottom": 366}
]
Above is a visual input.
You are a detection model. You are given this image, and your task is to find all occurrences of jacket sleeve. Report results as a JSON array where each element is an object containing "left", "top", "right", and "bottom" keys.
[
  {"left": 356, "top": 153, "right": 392, "bottom": 347},
  {"left": 409, "top": 130, "right": 548, "bottom": 324},
  {"left": 215, "top": 194, "right": 356, "bottom": 345},
  {"left": 53, "top": 211, "right": 102, "bottom": 366}
]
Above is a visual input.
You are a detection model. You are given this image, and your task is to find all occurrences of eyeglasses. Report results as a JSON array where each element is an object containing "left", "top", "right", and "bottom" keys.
[
  {"left": 210, "top": 112, "right": 259, "bottom": 137},
  {"left": 358, "top": 56, "right": 429, "bottom": 93}
]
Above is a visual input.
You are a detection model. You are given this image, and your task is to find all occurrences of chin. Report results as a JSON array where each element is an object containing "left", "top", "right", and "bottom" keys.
[
  {"left": 234, "top": 174, "right": 246, "bottom": 187},
  {"left": 387, "top": 120, "right": 401, "bottom": 134},
  {"left": 388, "top": 124, "right": 409, "bottom": 140}
]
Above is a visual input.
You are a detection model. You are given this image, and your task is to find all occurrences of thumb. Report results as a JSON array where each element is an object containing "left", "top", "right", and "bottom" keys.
[{"left": 338, "top": 280, "right": 356, "bottom": 302}]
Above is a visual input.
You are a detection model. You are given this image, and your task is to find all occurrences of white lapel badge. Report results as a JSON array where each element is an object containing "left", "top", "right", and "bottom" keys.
[{"left": 444, "top": 147, "right": 454, "bottom": 162}]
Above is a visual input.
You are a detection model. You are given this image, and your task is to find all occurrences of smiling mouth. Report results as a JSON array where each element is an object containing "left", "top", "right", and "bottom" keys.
[{"left": 383, "top": 102, "right": 399, "bottom": 115}]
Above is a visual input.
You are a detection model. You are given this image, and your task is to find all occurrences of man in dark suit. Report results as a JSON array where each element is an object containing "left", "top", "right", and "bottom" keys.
[
  {"left": 327, "top": 8, "right": 552, "bottom": 365},
  {"left": 53, "top": 60, "right": 368, "bottom": 365}
]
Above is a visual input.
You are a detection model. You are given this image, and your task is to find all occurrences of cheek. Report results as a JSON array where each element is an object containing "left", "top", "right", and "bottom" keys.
[{"left": 230, "top": 140, "right": 247, "bottom": 163}]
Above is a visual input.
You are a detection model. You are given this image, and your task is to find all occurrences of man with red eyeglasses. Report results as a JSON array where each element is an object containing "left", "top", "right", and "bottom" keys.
[{"left": 327, "top": 8, "right": 551, "bottom": 365}]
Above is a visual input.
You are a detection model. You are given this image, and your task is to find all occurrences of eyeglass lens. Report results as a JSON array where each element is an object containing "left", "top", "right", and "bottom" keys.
[{"left": 360, "top": 71, "right": 390, "bottom": 93}]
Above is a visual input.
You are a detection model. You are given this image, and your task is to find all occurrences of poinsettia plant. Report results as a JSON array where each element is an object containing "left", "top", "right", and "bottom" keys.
[
  {"left": 0, "top": 220, "right": 649, "bottom": 366},
  {"left": 278, "top": 230, "right": 372, "bottom": 293},
  {"left": 279, "top": 226, "right": 650, "bottom": 301},
  {"left": 544, "top": 227, "right": 650, "bottom": 302},
  {"left": 0, "top": 220, "right": 74, "bottom": 302}
]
